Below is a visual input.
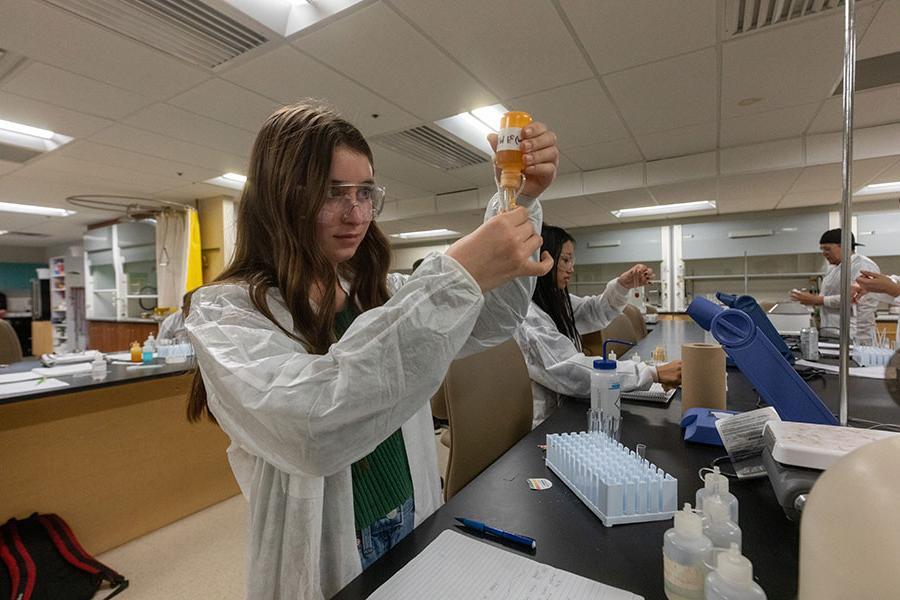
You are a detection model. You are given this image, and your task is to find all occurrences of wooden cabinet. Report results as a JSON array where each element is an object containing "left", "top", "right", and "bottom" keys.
[
  {"left": 87, "top": 321, "right": 159, "bottom": 352},
  {"left": 30, "top": 321, "right": 54, "bottom": 356}
]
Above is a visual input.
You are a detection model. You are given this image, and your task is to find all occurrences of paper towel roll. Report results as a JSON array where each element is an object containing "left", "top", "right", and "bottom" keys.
[{"left": 681, "top": 342, "right": 726, "bottom": 414}]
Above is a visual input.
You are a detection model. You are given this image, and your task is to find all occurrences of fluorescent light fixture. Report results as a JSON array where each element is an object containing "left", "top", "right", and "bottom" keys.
[
  {"left": 728, "top": 229, "right": 773, "bottom": 239},
  {"left": 0, "top": 230, "right": 7, "bottom": 235},
  {"left": 781, "top": 227, "right": 799, "bottom": 232},
  {"left": 0, "top": 118, "right": 54, "bottom": 139},
  {"left": 434, "top": 104, "right": 509, "bottom": 156},
  {"left": 206, "top": 173, "right": 247, "bottom": 191},
  {"left": 0, "top": 202, "right": 75, "bottom": 217},
  {"left": 586, "top": 240, "right": 621, "bottom": 248},
  {"left": 470, "top": 105, "right": 507, "bottom": 132},
  {"left": 390, "top": 228, "right": 460, "bottom": 240},
  {"left": 857, "top": 180, "right": 900, "bottom": 195},
  {"left": 612, "top": 200, "right": 716, "bottom": 219},
  {"left": 222, "top": 0, "right": 364, "bottom": 38},
  {"left": 222, "top": 172, "right": 247, "bottom": 183}
]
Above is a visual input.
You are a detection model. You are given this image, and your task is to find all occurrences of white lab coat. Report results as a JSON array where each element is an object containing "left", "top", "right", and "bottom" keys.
[
  {"left": 513, "top": 280, "right": 657, "bottom": 427},
  {"left": 157, "top": 310, "right": 184, "bottom": 341},
  {"left": 185, "top": 200, "right": 541, "bottom": 600},
  {"left": 820, "top": 254, "right": 879, "bottom": 345}
]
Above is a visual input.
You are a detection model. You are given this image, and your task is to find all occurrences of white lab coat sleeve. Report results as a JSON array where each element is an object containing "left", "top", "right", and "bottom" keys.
[
  {"left": 186, "top": 254, "right": 484, "bottom": 478},
  {"left": 388, "top": 192, "right": 543, "bottom": 357},
  {"left": 569, "top": 280, "right": 629, "bottom": 334},
  {"left": 513, "top": 303, "right": 655, "bottom": 398}
]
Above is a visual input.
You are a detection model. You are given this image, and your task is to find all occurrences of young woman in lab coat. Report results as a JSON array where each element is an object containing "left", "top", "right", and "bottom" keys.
[
  {"left": 513, "top": 225, "right": 682, "bottom": 427},
  {"left": 855, "top": 270, "right": 900, "bottom": 348},
  {"left": 184, "top": 103, "right": 558, "bottom": 599}
]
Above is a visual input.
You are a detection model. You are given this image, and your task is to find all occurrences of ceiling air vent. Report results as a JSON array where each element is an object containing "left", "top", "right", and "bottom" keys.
[
  {"left": 40, "top": 0, "right": 268, "bottom": 69},
  {"left": 725, "top": 0, "right": 870, "bottom": 36},
  {"left": 372, "top": 125, "right": 489, "bottom": 171}
]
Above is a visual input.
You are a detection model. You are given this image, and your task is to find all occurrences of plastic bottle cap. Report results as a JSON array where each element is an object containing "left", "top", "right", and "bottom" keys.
[
  {"left": 674, "top": 503, "right": 702, "bottom": 538},
  {"left": 716, "top": 543, "right": 753, "bottom": 585},
  {"left": 593, "top": 358, "right": 617, "bottom": 370},
  {"left": 705, "top": 467, "right": 729, "bottom": 494},
  {"left": 609, "top": 351, "right": 617, "bottom": 361}
]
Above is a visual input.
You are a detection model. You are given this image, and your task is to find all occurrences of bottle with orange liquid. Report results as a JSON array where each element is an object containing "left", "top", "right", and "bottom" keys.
[{"left": 495, "top": 111, "right": 533, "bottom": 212}]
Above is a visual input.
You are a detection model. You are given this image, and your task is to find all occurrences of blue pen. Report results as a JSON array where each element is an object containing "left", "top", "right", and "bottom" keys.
[{"left": 454, "top": 517, "right": 536, "bottom": 550}]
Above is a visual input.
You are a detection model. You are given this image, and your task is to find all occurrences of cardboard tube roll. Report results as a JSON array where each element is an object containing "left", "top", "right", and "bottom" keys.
[{"left": 681, "top": 342, "right": 726, "bottom": 414}]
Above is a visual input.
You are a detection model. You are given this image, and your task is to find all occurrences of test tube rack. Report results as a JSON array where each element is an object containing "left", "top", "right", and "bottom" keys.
[{"left": 545, "top": 432, "right": 678, "bottom": 527}]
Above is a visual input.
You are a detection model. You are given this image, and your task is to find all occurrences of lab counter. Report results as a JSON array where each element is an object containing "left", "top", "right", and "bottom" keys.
[
  {"left": 334, "top": 320, "right": 900, "bottom": 599},
  {"left": 0, "top": 357, "right": 195, "bottom": 404},
  {"left": 0, "top": 357, "right": 239, "bottom": 555}
]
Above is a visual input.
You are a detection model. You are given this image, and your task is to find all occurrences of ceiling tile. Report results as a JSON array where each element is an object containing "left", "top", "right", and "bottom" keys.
[
  {"left": 721, "top": 103, "right": 819, "bottom": 148},
  {"left": 155, "top": 183, "right": 240, "bottom": 202},
  {"left": 220, "top": 44, "right": 418, "bottom": 136},
  {"left": 807, "top": 84, "right": 900, "bottom": 134},
  {"left": 0, "top": 0, "right": 208, "bottom": 98},
  {"left": 389, "top": 0, "right": 592, "bottom": 98},
  {"left": 12, "top": 162, "right": 168, "bottom": 195},
  {"left": 721, "top": 5, "right": 877, "bottom": 118},
  {"left": 603, "top": 49, "right": 717, "bottom": 135},
  {"left": 0, "top": 213, "right": 47, "bottom": 230},
  {"left": 21, "top": 154, "right": 184, "bottom": 191},
  {"left": 778, "top": 189, "right": 842, "bottom": 209},
  {"left": 718, "top": 169, "right": 802, "bottom": 202},
  {"left": 790, "top": 157, "right": 898, "bottom": 193},
  {"left": 89, "top": 125, "right": 248, "bottom": 174},
  {"left": 377, "top": 175, "right": 431, "bottom": 201},
  {"left": 123, "top": 104, "right": 255, "bottom": 158},
  {"left": 717, "top": 196, "right": 781, "bottom": 214},
  {"left": 565, "top": 139, "right": 644, "bottom": 171},
  {"left": 556, "top": 153, "right": 582, "bottom": 176},
  {"left": 588, "top": 189, "right": 656, "bottom": 211},
  {"left": 512, "top": 79, "right": 628, "bottom": 148},
  {"left": 444, "top": 164, "right": 495, "bottom": 188},
  {"left": 0, "top": 91, "right": 113, "bottom": 139},
  {"left": 648, "top": 178, "right": 718, "bottom": 204},
  {"left": 2, "top": 62, "right": 149, "bottom": 119},
  {"left": 559, "top": 0, "right": 717, "bottom": 74},
  {"left": 0, "top": 160, "right": 21, "bottom": 176},
  {"left": 541, "top": 196, "right": 600, "bottom": 218},
  {"left": 370, "top": 143, "right": 472, "bottom": 193},
  {"left": 858, "top": 0, "right": 900, "bottom": 60},
  {"left": 867, "top": 158, "right": 900, "bottom": 185},
  {"left": 56, "top": 141, "right": 219, "bottom": 182},
  {"left": 168, "top": 79, "right": 282, "bottom": 132},
  {"left": 293, "top": 3, "right": 494, "bottom": 121},
  {"left": 636, "top": 122, "right": 717, "bottom": 161}
]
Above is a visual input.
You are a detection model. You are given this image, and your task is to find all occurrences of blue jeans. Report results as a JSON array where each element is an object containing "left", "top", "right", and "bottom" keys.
[{"left": 356, "top": 496, "right": 415, "bottom": 570}]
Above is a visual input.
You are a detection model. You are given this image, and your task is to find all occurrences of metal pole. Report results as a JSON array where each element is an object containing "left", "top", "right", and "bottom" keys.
[
  {"left": 838, "top": 0, "right": 856, "bottom": 427},
  {"left": 743, "top": 251, "right": 749, "bottom": 295}
]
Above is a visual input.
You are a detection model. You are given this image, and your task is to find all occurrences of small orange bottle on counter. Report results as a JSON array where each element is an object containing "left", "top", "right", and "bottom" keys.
[
  {"left": 495, "top": 111, "right": 533, "bottom": 212},
  {"left": 130, "top": 341, "right": 142, "bottom": 363}
]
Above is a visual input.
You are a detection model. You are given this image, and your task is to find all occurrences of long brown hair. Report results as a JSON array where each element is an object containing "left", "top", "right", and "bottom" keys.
[{"left": 187, "top": 102, "right": 391, "bottom": 423}]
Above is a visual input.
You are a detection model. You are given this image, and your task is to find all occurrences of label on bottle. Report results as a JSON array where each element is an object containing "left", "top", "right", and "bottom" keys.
[
  {"left": 663, "top": 555, "right": 705, "bottom": 596},
  {"left": 496, "top": 127, "right": 522, "bottom": 152}
]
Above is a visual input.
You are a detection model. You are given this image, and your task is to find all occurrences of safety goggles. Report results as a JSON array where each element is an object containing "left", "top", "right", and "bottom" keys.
[{"left": 321, "top": 183, "right": 386, "bottom": 221}]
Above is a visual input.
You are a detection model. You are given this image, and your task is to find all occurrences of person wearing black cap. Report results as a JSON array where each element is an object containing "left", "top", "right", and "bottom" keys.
[{"left": 790, "top": 228, "right": 880, "bottom": 345}]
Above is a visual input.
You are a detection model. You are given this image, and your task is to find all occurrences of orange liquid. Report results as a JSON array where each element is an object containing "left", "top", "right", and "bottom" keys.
[{"left": 496, "top": 111, "right": 533, "bottom": 180}]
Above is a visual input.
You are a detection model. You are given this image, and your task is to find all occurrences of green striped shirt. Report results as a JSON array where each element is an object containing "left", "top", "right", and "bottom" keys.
[{"left": 334, "top": 302, "right": 414, "bottom": 531}]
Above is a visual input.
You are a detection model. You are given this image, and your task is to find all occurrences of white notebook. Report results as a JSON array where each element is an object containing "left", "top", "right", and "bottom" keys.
[
  {"left": 367, "top": 530, "right": 642, "bottom": 600},
  {"left": 621, "top": 383, "right": 677, "bottom": 404}
]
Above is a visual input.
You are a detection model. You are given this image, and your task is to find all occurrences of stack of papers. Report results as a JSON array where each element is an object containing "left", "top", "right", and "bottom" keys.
[
  {"left": 31, "top": 363, "right": 93, "bottom": 377},
  {"left": 368, "top": 530, "right": 641, "bottom": 599},
  {"left": 0, "top": 377, "right": 70, "bottom": 398}
]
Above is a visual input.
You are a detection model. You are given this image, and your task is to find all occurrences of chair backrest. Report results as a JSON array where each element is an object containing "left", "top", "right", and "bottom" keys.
[
  {"left": 601, "top": 313, "right": 638, "bottom": 358},
  {"left": 0, "top": 320, "right": 24, "bottom": 363},
  {"left": 443, "top": 339, "right": 533, "bottom": 500},
  {"left": 623, "top": 304, "right": 648, "bottom": 340},
  {"left": 581, "top": 330, "right": 603, "bottom": 357},
  {"left": 430, "top": 385, "right": 448, "bottom": 421}
]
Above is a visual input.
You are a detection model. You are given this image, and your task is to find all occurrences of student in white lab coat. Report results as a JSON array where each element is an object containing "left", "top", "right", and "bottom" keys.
[
  {"left": 855, "top": 270, "right": 900, "bottom": 348},
  {"left": 513, "top": 224, "right": 682, "bottom": 427},
  {"left": 184, "top": 102, "right": 559, "bottom": 600},
  {"left": 790, "top": 228, "right": 880, "bottom": 345}
]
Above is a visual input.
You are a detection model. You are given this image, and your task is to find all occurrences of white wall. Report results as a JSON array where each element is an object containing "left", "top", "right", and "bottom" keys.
[{"left": 391, "top": 242, "right": 452, "bottom": 271}]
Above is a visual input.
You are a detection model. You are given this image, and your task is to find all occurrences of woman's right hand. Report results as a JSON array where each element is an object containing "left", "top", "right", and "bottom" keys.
[{"left": 446, "top": 206, "right": 554, "bottom": 292}]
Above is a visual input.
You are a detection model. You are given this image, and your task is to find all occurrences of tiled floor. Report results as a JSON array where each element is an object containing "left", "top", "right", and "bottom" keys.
[{"left": 90, "top": 433, "right": 451, "bottom": 599}]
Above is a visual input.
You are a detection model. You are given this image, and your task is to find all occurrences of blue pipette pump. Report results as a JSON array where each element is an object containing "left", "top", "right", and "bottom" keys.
[{"left": 686, "top": 296, "right": 837, "bottom": 425}]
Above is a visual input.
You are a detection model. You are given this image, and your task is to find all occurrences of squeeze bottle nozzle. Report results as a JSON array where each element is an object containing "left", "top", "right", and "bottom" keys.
[
  {"left": 674, "top": 503, "right": 702, "bottom": 538},
  {"left": 717, "top": 543, "right": 754, "bottom": 585}
]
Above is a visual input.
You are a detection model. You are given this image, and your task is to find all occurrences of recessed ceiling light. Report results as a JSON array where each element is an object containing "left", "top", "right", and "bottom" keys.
[
  {"left": 0, "top": 202, "right": 75, "bottom": 217},
  {"left": 0, "top": 118, "right": 54, "bottom": 139},
  {"left": 390, "top": 228, "right": 460, "bottom": 240},
  {"left": 857, "top": 180, "right": 900, "bottom": 195},
  {"left": 206, "top": 173, "right": 247, "bottom": 191},
  {"left": 612, "top": 201, "right": 716, "bottom": 219},
  {"left": 434, "top": 104, "right": 509, "bottom": 156}
]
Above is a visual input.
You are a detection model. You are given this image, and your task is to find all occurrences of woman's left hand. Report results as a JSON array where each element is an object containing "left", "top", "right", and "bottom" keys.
[
  {"left": 618, "top": 264, "right": 654, "bottom": 289},
  {"left": 488, "top": 121, "right": 560, "bottom": 199}
]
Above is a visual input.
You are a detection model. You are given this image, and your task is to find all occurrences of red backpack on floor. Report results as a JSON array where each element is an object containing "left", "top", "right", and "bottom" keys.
[{"left": 0, "top": 513, "right": 128, "bottom": 600}]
